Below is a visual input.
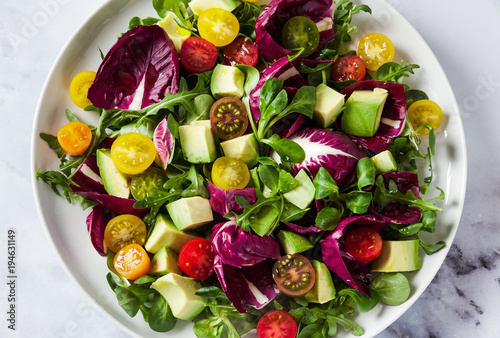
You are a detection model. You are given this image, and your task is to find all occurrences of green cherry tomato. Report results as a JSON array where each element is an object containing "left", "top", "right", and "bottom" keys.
[{"left": 282, "top": 16, "right": 320, "bottom": 57}]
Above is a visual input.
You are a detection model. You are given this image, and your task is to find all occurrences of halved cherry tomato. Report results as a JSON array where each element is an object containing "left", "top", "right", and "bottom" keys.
[
  {"left": 113, "top": 243, "right": 151, "bottom": 280},
  {"left": 211, "top": 156, "right": 250, "bottom": 190},
  {"left": 357, "top": 33, "right": 395, "bottom": 71},
  {"left": 223, "top": 37, "right": 259, "bottom": 67},
  {"left": 345, "top": 227, "right": 383, "bottom": 262},
  {"left": 272, "top": 254, "right": 316, "bottom": 297},
  {"left": 407, "top": 99, "right": 443, "bottom": 136},
  {"left": 257, "top": 310, "right": 297, "bottom": 338},
  {"left": 198, "top": 8, "right": 239, "bottom": 47},
  {"left": 111, "top": 132, "right": 156, "bottom": 175},
  {"left": 130, "top": 167, "right": 168, "bottom": 200},
  {"left": 180, "top": 37, "right": 217, "bottom": 73},
  {"left": 69, "top": 71, "right": 96, "bottom": 108},
  {"left": 282, "top": 16, "right": 320, "bottom": 57},
  {"left": 178, "top": 238, "right": 215, "bottom": 281},
  {"left": 210, "top": 97, "right": 249, "bottom": 140},
  {"left": 331, "top": 55, "right": 366, "bottom": 82},
  {"left": 104, "top": 214, "right": 147, "bottom": 253},
  {"left": 57, "top": 121, "right": 92, "bottom": 156}
]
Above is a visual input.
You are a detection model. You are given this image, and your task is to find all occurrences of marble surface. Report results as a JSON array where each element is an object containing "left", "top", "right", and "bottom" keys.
[{"left": 1, "top": 0, "right": 499, "bottom": 337}]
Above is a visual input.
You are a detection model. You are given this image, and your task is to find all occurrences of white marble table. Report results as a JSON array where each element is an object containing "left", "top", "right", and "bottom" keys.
[{"left": 1, "top": 0, "right": 499, "bottom": 337}]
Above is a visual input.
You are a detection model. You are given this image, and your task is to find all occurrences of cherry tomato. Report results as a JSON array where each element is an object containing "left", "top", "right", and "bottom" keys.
[
  {"left": 210, "top": 97, "right": 249, "bottom": 140},
  {"left": 345, "top": 227, "right": 383, "bottom": 262},
  {"left": 272, "top": 254, "right": 315, "bottom": 297},
  {"left": 198, "top": 8, "right": 239, "bottom": 47},
  {"left": 211, "top": 156, "right": 250, "bottom": 190},
  {"left": 407, "top": 99, "right": 443, "bottom": 136},
  {"left": 331, "top": 55, "right": 366, "bottom": 82},
  {"left": 111, "top": 132, "right": 156, "bottom": 175},
  {"left": 130, "top": 167, "right": 168, "bottom": 200},
  {"left": 178, "top": 238, "right": 215, "bottom": 281},
  {"left": 222, "top": 37, "right": 259, "bottom": 67},
  {"left": 282, "top": 16, "right": 320, "bottom": 57},
  {"left": 113, "top": 243, "right": 151, "bottom": 280},
  {"left": 180, "top": 37, "right": 217, "bottom": 74},
  {"left": 57, "top": 121, "right": 92, "bottom": 156},
  {"left": 104, "top": 214, "right": 147, "bottom": 253},
  {"left": 357, "top": 33, "right": 395, "bottom": 71},
  {"left": 257, "top": 310, "right": 297, "bottom": 338},
  {"left": 69, "top": 71, "right": 96, "bottom": 108}
]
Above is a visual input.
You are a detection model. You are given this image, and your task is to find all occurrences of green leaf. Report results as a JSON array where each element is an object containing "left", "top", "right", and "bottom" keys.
[
  {"left": 419, "top": 239, "right": 446, "bottom": 255},
  {"left": 371, "top": 273, "right": 410, "bottom": 306},
  {"left": 313, "top": 167, "right": 339, "bottom": 200},
  {"left": 113, "top": 286, "right": 142, "bottom": 317},
  {"left": 338, "top": 288, "right": 379, "bottom": 313},
  {"left": 39, "top": 133, "right": 65, "bottom": 158},
  {"left": 298, "top": 324, "right": 324, "bottom": 338},
  {"left": 315, "top": 206, "right": 342, "bottom": 231},
  {"left": 280, "top": 201, "right": 310, "bottom": 222},
  {"left": 344, "top": 191, "right": 372, "bottom": 214},
  {"left": 259, "top": 77, "right": 284, "bottom": 116},
  {"left": 280, "top": 85, "right": 316, "bottom": 119},
  {"left": 278, "top": 169, "right": 299, "bottom": 193},
  {"left": 148, "top": 295, "right": 177, "bottom": 332},
  {"left": 193, "top": 318, "right": 223, "bottom": 338},
  {"left": 356, "top": 157, "right": 375, "bottom": 190},
  {"left": 196, "top": 286, "right": 231, "bottom": 306},
  {"left": 405, "top": 89, "right": 428, "bottom": 107},
  {"left": 234, "top": 191, "right": 280, "bottom": 233},
  {"left": 258, "top": 164, "right": 280, "bottom": 196},
  {"left": 261, "top": 137, "right": 306, "bottom": 164},
  {"left": 374, "top": 61, "right": 420, "bottom": 83},
  {"left": 249, "top": 203, "right": 281, "bottom": 237}
]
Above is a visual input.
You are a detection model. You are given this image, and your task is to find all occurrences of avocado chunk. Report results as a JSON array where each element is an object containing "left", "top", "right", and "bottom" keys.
[
  {"left": 370, "top": 150, "right": 397, "bottom": 174},
  {"left": 96, "top": 149, "right": 130, "bottom": 198},
  {"left": 371, "top": 240, "right": 422, "bottom": 272},
  {"left": 149, "top": 246, "right": 182, "bottom": 275},
  {"left": 179, "top": 123, "right": 217, "bottom": 163},
  {"left": 166, "top": 196, "right": 214, "bottom": 230},
  {"left": 220, "top": 134, "right": 259, "bottom": 168},
  {"left": 313, "top": 83, "right": 345, "bottom": 128},
  {"left": 277, "top": 230, "right": 313, "bottom": 255},
  {"left": 151, "top": 273, "right": 206, "bottom": 321},
  {"left": 158, "top": 12, "right": 191, "bottom": 52},
  {"left": 341, "top": 88, "right": 389, "bottom": 137},
  {"left": 304, "top": 260, "right": 336, "bottom": 304},
  {"left": 188, "top": 0, "right": 241, "bottom": 15},
  {"left": 210, "top": 64, "right": 245, "bottom": 99},
  {"left": 144, "top": 214, "right": 198, "bottom": 254},
  {"left": 283, "top": 169, "right": 315, "bottom": 210}
]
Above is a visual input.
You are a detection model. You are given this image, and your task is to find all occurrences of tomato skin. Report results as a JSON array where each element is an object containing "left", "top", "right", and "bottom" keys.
[
  {"left": 210, "top": 97, "right": 249, "bottom": 140},
  {"left": 180, "top": 37, "right": 218, "bottom": 74},
  {"left": 223, "top": 37, "right": 259, "bottom": 67},
  {"left": 331, "top": 55, "right": 366, "bottom": 82},
  {"left": 198, "top": 8, "right": 239, "bottom": 47},
  {"left": 70, "top": 71, "right": 96, "bottom": 108},
  {"left": 272, "top": 254, "right": 316, "bottom": 297},
  {"left": 357, "top": 33, "right": 395, "bottom": 71},
  {"left": 113, "top": 243, "right": 151, "bottom": 280},
  {"left": 57, "top": 121, "right": 92, "bottom": 156},
  {"left": 282, "top": 16, "right": 320, "bottom": 57},
  {"left": 111, "top": 132, "right": 156, "bottom": 175},
  {"left": 211, "top": 156, "right": 250, "bottom": 190},
  {"left": 178, "top": 238, "right": 215, "bottom": 281},
  {"left": 104, "top": 214, "right": 148, "bottom": 253},
  {"left": 407, "top": 99, "right": 443, "bottom": 136},
  {"left": 257, "top": 310, "right": 297, "bottom": 338},
  {"left": 345, "top": 227, "right": 383, "bottom": 262}
]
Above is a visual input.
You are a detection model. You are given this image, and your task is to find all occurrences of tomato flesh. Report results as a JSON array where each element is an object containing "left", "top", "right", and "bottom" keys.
[
  {"left": 210, "top": 97, "right": 249, "bottom": 140},
  {"left": 111, "top": 132, "right": 156, "bottom": 175},
  {"left": 180, "top": 37, "right": 217, "bottom": 74},
  {"left": 104, "top": 214, "right": 147, "bottom": 253},
  {"left": 70, "top": 70, "right": 96, "bottom": 108},
  {"left": 407, "top": 99, "right": 443, "bottom": 136},
  {"left": 272, "top": 254, "right": 315, "bottom": 297},
  {"left": 357, "top": 33, "right": 395, "bottom": 71},
  {"left": 178, "top": 238, "right": 215, "bottom": 280},
  {"left": 211, "top": 156, "right": 250, "bottom": 190},
  {"left": 257, "top": 310, "right": 297, "bottom": 338},
  {"left": 223, "top": 37, "right": 259, "bottom": 67},
  {"left": 198, "top": 8, "right": 239, "bottom": 47},
  {"left": 282, "top": 16, "right": 320, "bottom": 57},
  {"left": 331, "top": 55, "right": 366, "bottom": 82},
  {"left": 113, "top": 243, "right": 150, "bottom": 280},
  {"left": 345, "top": 227, "right": 383, "bottom": 262},
  {"left": 57, "top": 121, "right": 92, "bottom": 156}
]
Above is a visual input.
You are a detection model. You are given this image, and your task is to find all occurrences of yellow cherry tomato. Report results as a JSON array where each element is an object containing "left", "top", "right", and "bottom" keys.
[
  {"left": 111, "top": 132, "right": 156, "bottom": 175},
  {"left": 69, "top": 71, "right": 96, "bottom": 108},
  {"left": 113, "top": 243, "right": 151, "bottom": 280},
  {"left": 198, "top": 8, "right": 239, "bottom": 47},
  {"left": 57, "top": 121, "right": 92, "bottom": 156},
  {"left": 211, "top": 156, "right": 250, "bottom": 190},
  {"left": 356, "top": 33, "right": 395, "bottom": 71},
  {"left": 104, "top": 214, "right": 147, "bottom": 253},
  {"left": 407, "top": 99, "right": 443, "bottom": 136}
]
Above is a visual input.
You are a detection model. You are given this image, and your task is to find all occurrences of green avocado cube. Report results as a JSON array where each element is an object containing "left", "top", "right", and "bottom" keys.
[
  {"left": 304, "top": 260, "right": 336, "bottom": 304},
  {"left": 149, "top": 246, "right": 182, "bottom": 275},
  {"left": 210, "top": 64, "right": 245, "bottom": 99},
  {"left": 313, "top": 83, "right": 345, "bottom": 128},
  {"left": 283, "top": 170, "right": 315, "bottom": 210},
  {"left": 341, "top": 88, "right": 388, "bottom": 137},
  {"left": 371, "top": 240, "right": 422, "bottom": 272},
  {"left": 277, "top": 230, "right": 313, "bottom": 255},
  {"left": 179, "top": 123, "right": 217, "bottom": 163},
  {"left": 166, "top": 196, "right": 214, "bottom": 231},
  {"left": 220, "top": 134, "right": 259, "bottom": 168},
  {"left": 144, "top": 214, "right": 198, "bottom": 254},
  {"left": 96, "top": 149, "right": 130, "bottom": 198},
  {"left": 371, "top": 150, "right": 397, "bottom": 174}
]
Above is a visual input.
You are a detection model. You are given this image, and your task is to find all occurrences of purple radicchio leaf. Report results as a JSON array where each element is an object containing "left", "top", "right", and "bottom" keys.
[
  {"left": 208, "top": 182, "right": 257, "bottom": 219},
  {"left": 71, "top": 155, "right": 106, "bottom": 194},
  {"left": 369, "top": 203, "right": 421, "bottom": 225},
  {"left": 86, "top": 205, "right": 111, "bottom": 256},
  {"left": 283, "top": 200, "right": 324, "bottom": 234},
  {"left": 210, "top": 221, "right": 281, "bottom": 268},
  {"left": 88, "top": 25, "right": 179, "bottom": 110},
  {"left": 214, "top": 256, "right": 279, "bottom": 313},
  {"left": 321, "top": 215, "right": 388, "bottom": 296},
  {"left": 255, "top": 0, "right": 335, "bottom": 62},
  {"left": 380, "top": 170, "right": 420, "bottom": 197},
  {"left": 348, "top": 134, "right": 392, "bottom": 154},
  {"left": 153, "top": 117, "right": 175, "bottom": 170},
  {"left": 341, "top": 80, "right": 407, "bottom": 138}
]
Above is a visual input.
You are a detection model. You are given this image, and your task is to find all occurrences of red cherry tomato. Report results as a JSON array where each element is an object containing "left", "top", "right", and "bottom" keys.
[
  {"left": 257, "top": 310, "right": 297, "bottom": 338},
  {"left": 222, "top": 37, "right": 259, "bottom": 67},
  {"left": 178, "top": 238, "right": 215, "bottom": 280},
  {"left": 180, "top": 37, "right": 217, "bottom": 73},
  {"left": 345, "top": 227, "right": 383, "bottom": 262},
  {"left": 331, "top": 55, "right": 366, "bottom": 82}
]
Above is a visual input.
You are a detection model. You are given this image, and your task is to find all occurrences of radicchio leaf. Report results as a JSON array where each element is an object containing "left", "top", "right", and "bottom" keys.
[
  {"left": 71, "top": 155, "right": 106, "bottom": 194},
  {"left": 208, "top": 182, "right": 257, "bottom": 218},
  {"left": 86, "top": 205, "right": 111, "bottom": 256},
  {"left": 153, "top": 117, "right": 175, "bottom": 170},
  {"left": 380, "top": 170, "right": 420, "bottom": 197}
]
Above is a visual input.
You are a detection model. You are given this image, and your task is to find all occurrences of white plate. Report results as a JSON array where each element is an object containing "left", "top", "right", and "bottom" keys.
[{"left": 31, "top": 0, "right": 467, "bottom": 337}]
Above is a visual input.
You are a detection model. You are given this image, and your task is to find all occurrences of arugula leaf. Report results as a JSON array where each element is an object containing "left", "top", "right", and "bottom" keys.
[
  {"left": 234, "top": 190, "right": 281, "bottom": 233},
  {"left": 374, "top": 61, "right": 420, "bottom": 84}
]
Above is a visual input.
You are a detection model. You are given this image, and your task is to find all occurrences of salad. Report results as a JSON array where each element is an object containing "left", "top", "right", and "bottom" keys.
[{"left": 35, "top": 0, "right": 448, "bottom": 337}]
